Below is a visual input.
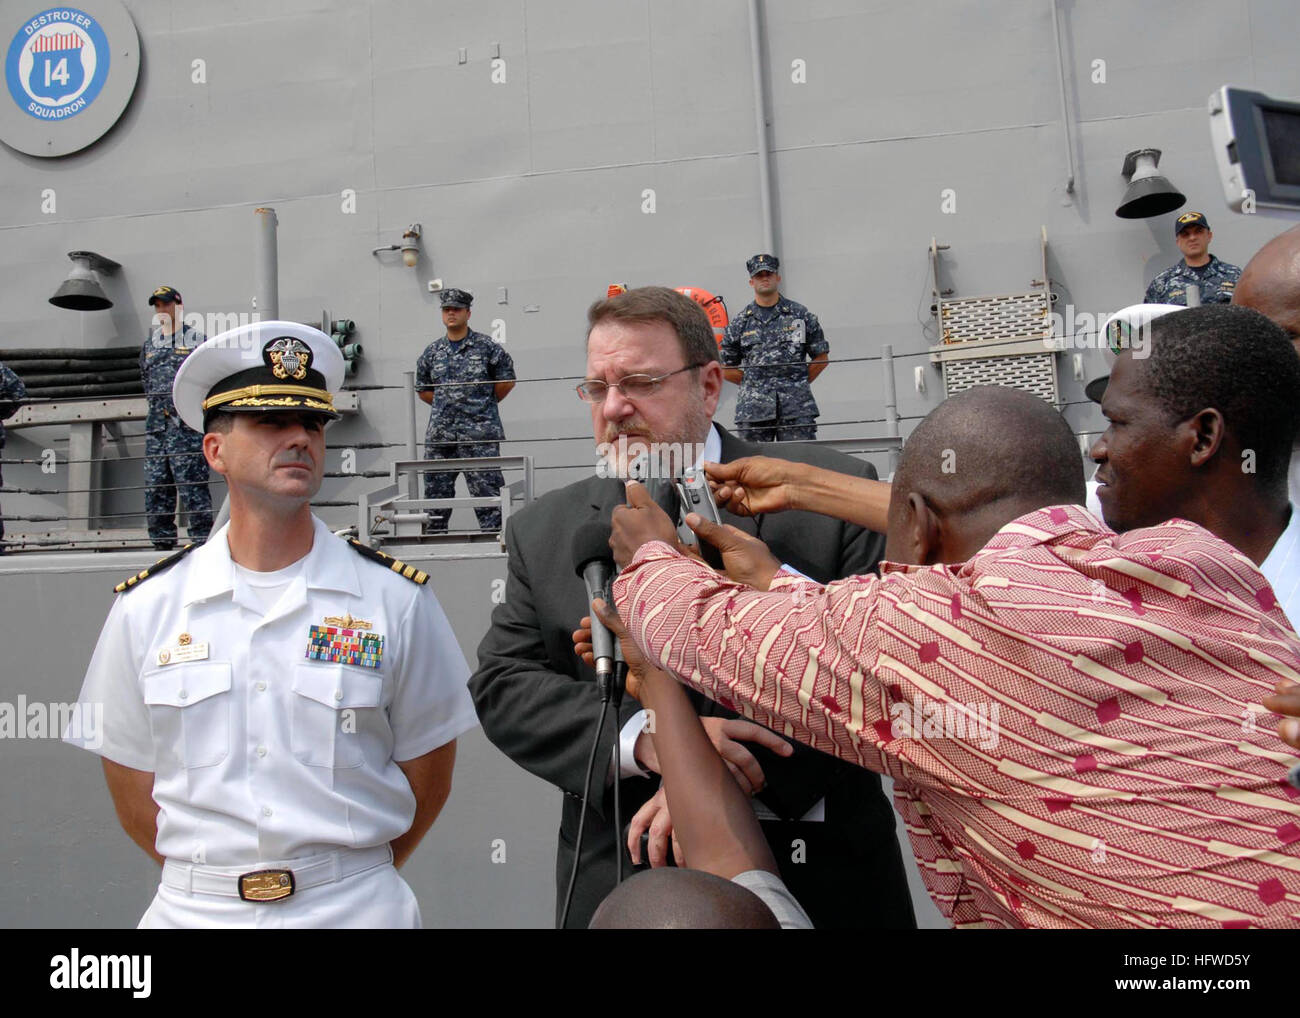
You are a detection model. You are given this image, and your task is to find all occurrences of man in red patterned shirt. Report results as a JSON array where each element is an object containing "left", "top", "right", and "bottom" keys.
[{"left": 609, "top": 385, "right": 1300, "bottom": 928}]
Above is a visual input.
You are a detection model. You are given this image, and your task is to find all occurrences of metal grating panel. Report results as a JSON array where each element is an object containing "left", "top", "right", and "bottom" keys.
[
  {"left": 939, "top": 292, "right": 1050, "bottom": 344},
  {"left": 942, "top": 353, "right": 1058, "bottom": 404}
]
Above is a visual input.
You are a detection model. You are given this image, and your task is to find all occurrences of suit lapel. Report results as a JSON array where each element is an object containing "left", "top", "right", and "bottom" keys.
[
  {"left": 715, "top": 424, "right": 761, "bottom": 537},
  {"left": 586, "top": 475, "right": 627, "bottom": 516}
]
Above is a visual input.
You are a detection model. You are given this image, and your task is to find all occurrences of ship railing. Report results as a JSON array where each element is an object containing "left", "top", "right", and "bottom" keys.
[{"left": 355, "top": 455, "right": 534, "bottom": 550}]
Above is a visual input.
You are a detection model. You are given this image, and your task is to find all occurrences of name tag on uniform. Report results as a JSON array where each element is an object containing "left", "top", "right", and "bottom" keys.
[
  {"left": 306, "top": 615, "right": 384, "bottom": 669},
  {"left": 157, "top": 633, "right": 210, "bottom": 666}
]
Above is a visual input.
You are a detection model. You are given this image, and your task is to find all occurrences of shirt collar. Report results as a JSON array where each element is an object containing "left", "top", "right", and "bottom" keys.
[
  {"left": 697, "top": 424, "right": 722, "bottom": 471},
  {"left": 1260, "top": 503, "right": 1300, "bottom": 589},
  {"left": 878, "top": 504, "right": 1111, "bottom": 575},
  {"left": 183, "top": 515, "right": 362, "bottom": 606}
]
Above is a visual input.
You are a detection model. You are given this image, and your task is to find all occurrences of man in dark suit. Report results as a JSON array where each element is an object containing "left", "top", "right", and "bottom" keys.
[{"left": 470, "top": 286, "right": 915, "bottom": 928}]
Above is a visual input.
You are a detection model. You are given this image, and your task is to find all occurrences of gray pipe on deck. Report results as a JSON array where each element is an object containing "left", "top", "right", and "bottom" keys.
[{"left": 255, "top": 206, "right": 279, "bottom": 320}]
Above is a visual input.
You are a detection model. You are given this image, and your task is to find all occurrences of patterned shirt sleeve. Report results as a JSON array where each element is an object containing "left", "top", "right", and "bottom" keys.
[
  {"left": 804, "top": 309, "right": 828, "bottom": 358},
  {"left": 415, "top": 345, "right": 433, "bottom": 388},
  {"left": 487, "top": 341, "right": 516, "bottom": 381},
  {"left": 0, "top": 364, "right": 27, "bottom": 418},
  {"left": 612, "top": 540, "right": 984, "bottom": 791},
  {"left": 720, "top": 316, "right": 742, "bottom": 367}
]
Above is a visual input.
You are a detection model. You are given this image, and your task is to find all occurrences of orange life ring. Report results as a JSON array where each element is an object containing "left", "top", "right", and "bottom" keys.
[
  {"left": 675, "top": 287, "right": 729, "bottom": 346},
  {"left": 603, "top": 284, "right": 729, "bottom": 346}
]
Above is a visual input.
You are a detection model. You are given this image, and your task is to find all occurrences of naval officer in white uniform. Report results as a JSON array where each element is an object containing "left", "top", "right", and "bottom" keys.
[{"left": 66, "top": 321, "right": 477, "bottom": 928}]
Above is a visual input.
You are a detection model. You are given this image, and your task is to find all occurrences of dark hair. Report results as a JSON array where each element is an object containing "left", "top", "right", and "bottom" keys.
[
  {"left": 1140, "top": 305, "right": 1300, "bottom": 487},
  {"left": 204, "top": 410, "right": 235, "bottom": 434},
  {"left": 586, "top": 286, "right": 718, "bottom": 369}
]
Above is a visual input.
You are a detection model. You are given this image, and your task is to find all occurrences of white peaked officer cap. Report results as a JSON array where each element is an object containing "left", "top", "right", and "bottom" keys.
[
  {"left": 1083, "top": 303, "right": 1187, "bottom": 404},
  {"left": 172, "top": 320, "right": 345, "bottom": 432}
]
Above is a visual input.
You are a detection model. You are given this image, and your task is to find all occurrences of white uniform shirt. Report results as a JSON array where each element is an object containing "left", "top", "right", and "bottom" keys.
[
  {"left": 1260, "top": 504, "right": 1300, "bottom": 626},
  {"left": 66, "top": 516, "right": 477, "bottom": 866},
  {"left": 729, "top": 869, "right": 814, "bottom": 929}
]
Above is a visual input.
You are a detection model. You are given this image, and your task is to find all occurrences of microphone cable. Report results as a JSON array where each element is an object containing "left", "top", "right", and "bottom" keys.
[
  {"left": 611, "top": 645, "right": 628, "bottom": 885},
  {"left": 559, "top": 662, "right": 618, "bottom": 929}
]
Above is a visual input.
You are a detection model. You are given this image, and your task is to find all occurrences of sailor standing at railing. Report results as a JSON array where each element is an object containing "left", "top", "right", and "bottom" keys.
[
  {"left": 140, "top": 285, "right": 212, "bottom": 550},
  {"left": 0, "top": 359, "right": 27, "bottom": 553},
  {"left": 415, "top": 288, "right": 516, "bottom": 533},
  {"left": 721, "top": 254, "right": 830, "bottom": 443}
]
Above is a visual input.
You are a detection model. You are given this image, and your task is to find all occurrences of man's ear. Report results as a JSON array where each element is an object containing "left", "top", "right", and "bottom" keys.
[
  {"left": 1185, "top": 408, "right": 1226, "bottom": 469},
  {"left": 698, "top": 361, "right": 723, "bottom": 419},
  {"left": 203, "top": 431, "right": 226, "bottom": 474},
  {"left": 886, "top": 490, "right": 940, "bottom": 566},
  {"left": 907, "top": 492, "right": 942, "bottom": 566}
]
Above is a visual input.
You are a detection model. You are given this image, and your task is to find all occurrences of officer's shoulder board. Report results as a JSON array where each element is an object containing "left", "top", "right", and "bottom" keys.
[
  {"left": 114, "top": 544, "right": 198, "bottom": 594},
  {"left": 347, "top": 539, "right": 429, "bottom": 585}
]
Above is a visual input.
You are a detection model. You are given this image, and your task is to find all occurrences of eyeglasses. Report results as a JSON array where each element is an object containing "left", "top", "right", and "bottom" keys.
[{"left": 575, "top": 364, "right": 703, "bottom": 403}]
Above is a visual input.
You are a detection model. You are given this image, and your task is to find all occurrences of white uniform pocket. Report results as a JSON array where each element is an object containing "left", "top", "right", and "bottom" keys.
[
  {"left": 291, "top": 664, "right": 382, "bottom": 769},
  {"left": 141, "top": 663, "right": 232, "bottom": 768}
]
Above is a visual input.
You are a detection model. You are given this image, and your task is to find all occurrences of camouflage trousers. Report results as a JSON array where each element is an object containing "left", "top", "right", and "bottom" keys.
[
  {"left": 423, "top": 440, "right": 505, "bottom": 533},
  {"left": 737, "top": 416, "right": 818, "bottom": 443},
  {"left": 0, "top": 457, "right": 6, "bottom": 548},
  {"left": 144, "top": 430, "right": 213, "bottom": 546}
]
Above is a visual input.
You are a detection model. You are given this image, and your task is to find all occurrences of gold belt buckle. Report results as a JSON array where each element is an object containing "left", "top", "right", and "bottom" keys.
[{"left": 238, "top": 869, "right": 295, "bottom": 903}]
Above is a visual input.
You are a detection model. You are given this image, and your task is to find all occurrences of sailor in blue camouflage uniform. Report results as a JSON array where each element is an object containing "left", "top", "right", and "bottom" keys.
[
  {"left": 721, "top": 254, "right": 830, "bottom": 442},
  {"left": 415, "top": 289, "right": 516, "bottom": 532},
  {"left": 1144, "top": 212, "right": 1242, "bottom": 306},
  {"left": 140, "top": 286, "right": 213, "bottom": 550},
  {"left": 0, "top": 361, "right": 27, "bottom": 552}
]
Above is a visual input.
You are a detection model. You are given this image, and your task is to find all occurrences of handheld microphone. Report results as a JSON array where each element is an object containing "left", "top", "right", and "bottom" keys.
[
  {"left": 572, "top": 521, "right": 616, "bottom": 690},
  {"left": 561, "top": 521, "right": 629, "bottom": 918}
]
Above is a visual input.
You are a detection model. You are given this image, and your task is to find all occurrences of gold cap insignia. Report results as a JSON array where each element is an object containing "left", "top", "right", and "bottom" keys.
[{"left": 264, "top": 336, "right": 313, "bottom": 381}]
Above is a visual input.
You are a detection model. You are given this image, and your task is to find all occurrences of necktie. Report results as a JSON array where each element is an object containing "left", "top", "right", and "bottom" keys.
[{"left": 646, "top": 478, "right": 681, "bottom": 528}]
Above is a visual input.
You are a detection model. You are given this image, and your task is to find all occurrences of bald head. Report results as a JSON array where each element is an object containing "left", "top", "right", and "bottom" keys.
[
  {"left": 588, "top": 868, "right": 781, "bottom": 929},
  {"left": 1233, "top": 224, "right": 1300, "bottom": 339},
  {"left": 894, "top": 386, "right": 1085, "bottom": 514},
  {"left": 885, "top": 386, "right": 1085, "bottom": 565}
]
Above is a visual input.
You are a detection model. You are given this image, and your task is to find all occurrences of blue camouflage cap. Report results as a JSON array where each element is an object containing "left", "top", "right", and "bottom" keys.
[
  {"left": 439, "top": 288, "right": 473, "bottom": 308},
  {"left": 746, "top": 254, "right": 779, "bottom": 276},
  {"left": 1174, "top": 211, "right": 1209, "bottom": 236}
]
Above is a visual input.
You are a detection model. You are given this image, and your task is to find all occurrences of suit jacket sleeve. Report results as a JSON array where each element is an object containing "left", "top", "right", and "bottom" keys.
[
  {"left": 707, "top": 437, "right": 888, "bottom": 820},
  {"left": 469, "top": 510, "right": 643, "bottom": 819}
]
